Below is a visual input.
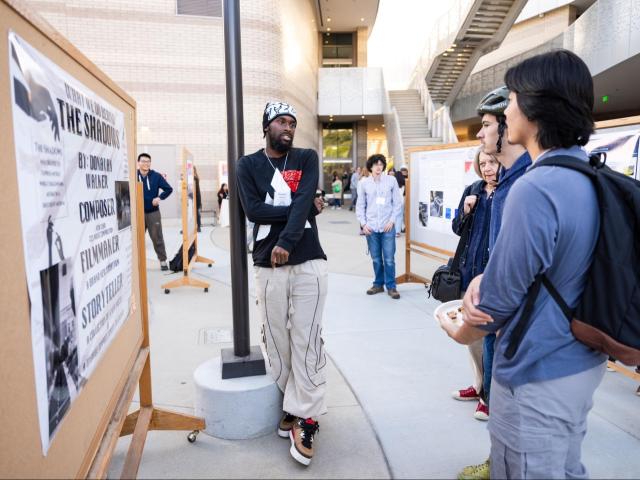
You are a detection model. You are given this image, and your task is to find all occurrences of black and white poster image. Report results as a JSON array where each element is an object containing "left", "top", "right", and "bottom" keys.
[
  {"left": 39, "top": 258, "right": 80, "bottom": 436},
  {"left": 116, "top": 180, "right": 131, "bottom": 230},
  {"left": 430, "top": 190, "right": 444, "bottom": 218},
  {"left": 419, "top": 201, "right": 429, "bottom": 227}
]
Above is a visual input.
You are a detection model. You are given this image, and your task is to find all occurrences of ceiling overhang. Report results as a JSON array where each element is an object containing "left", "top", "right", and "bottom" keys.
[{"left": 314, "top": 0, "right": 379, "bottom": 34}]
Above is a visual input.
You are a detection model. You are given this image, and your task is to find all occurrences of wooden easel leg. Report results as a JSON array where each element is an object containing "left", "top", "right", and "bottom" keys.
[
  {"left": 120, "top": 407, "right": 153, "bottom": 479},
  {"left": 150, "top": 408, "right": 205, "bottom": 431},
  {"left": 161, "top": 275, "right": 209, "bottom": 292},
  {"left": 194, "top": 254, "right": 214, "bottom": 266}
]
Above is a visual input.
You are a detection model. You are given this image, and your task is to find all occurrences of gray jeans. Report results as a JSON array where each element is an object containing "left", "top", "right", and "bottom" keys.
[
  {"left": 144, "top": 210, "right": 167, "bottom": 261},
  {"left": 489, "top": 362, "right": 606, "bottom": 479}
]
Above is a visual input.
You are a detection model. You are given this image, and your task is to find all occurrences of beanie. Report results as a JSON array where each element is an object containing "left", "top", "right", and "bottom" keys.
[{"left": 262, "top": 101, "right": 297, "bottom": 136}]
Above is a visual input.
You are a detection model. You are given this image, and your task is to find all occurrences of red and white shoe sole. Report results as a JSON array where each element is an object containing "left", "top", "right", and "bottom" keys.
[
  {"left": 277, "top": 427, "right": 290, "bottom": 438},
  {"left": 451, "top": 392, "right": 479, "bottom": 401}
]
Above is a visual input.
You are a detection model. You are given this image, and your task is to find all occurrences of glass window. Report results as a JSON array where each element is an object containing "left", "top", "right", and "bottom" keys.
[
  {"left": 322, "top": 123, "right": 353, "bottom": 160},
  {"left": 322, "top": 33, "right": 354, "bottom": 68}
]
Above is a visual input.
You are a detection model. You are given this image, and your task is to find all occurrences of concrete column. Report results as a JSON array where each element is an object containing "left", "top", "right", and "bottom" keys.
[
  {"left": 356, "top": 120, "right": 368, "bottom": 167},
  {"left": 356, "top": 27, "right": 368, "bottom": 67}
]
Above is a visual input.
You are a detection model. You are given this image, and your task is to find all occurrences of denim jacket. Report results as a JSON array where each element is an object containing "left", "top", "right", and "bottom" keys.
[{"left": 452, "top": 180, "right": 493, "bottom": 290}]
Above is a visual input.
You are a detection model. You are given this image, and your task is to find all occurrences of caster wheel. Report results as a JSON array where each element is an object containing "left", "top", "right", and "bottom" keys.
[
  {"left": 187, "top": 430, "right": 199, "bottom": 443},
  {"left": 164, "top": 289, "right": 170, "bottom": 294},
  {"left": 208, "top": 264, "right": 212, "bottom": 267},
  {"left": 204, "top": 288, "right": 209, "bottom": 293}
]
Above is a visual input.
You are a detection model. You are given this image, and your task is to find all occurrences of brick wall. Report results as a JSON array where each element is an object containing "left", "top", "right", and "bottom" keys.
[{"left": 29, "top": 0, "right": 319, "bottom": 215}]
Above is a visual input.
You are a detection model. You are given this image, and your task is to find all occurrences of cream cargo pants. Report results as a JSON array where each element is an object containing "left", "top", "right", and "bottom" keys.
[{"left": 254, "top": 259, "right": 328, "bottom": 419}]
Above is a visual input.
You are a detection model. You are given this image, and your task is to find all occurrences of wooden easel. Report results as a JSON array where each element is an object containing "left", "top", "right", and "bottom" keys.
[
  {"left": 88, "top": 186, "right": 205, "bottom": 479},
  {"left": 397, "top": 140, "right": 479, "bottom": 285},
  {"left": 396, "top": 177, "right": 447, "bottom": 285},
  {"left": 162, "top": 149, "right": 214, "bottom": 294}
]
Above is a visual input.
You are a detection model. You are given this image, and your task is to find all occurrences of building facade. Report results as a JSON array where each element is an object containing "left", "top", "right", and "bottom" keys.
[{"left": 32, "top": 0, "right": 325, "bottom": 215}]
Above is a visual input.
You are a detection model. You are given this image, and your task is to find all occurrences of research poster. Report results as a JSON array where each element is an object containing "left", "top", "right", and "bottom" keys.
[
  {"left": 587, "top": 130, "right": 639, "bottom": 179},
  {"left": 409, "top": 128, "right": 640, "bottom": 253},
  {"left": 410, "top": 145, "right": 479, "bottom": 252},
  {"left": 8, "top": 32, "right": 132, "bottom": 453}
]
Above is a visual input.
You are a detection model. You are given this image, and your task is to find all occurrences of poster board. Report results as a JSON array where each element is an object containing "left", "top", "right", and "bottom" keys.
[
  {"left": 0, "top": 0, "right": 144, "bottom": 476},
  {"left": 402, "top": 117, "right": 640, "bottom": 284},
  {"left": 161, "top": 148, "right": 213, "bottom": 293}
]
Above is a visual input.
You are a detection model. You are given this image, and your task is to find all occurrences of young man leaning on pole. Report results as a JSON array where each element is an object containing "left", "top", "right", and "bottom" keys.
[
  {"left": 236, "top": 101, "right": 328, "bottom": 466},
  {"left": 439, "top": 50, "right": 607, "bottom": 480}
]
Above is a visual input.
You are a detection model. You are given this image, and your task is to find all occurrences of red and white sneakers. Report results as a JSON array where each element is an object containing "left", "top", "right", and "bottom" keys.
[
  {"left": 451, "top": 385, "right": 480, "bottom": 401},
  {"left": 473, "top": 400, "right": 489, "bottom": 421}
]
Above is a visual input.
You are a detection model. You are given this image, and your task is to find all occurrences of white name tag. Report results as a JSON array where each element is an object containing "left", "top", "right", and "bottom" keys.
[
  {"left": 274, "top": 190, "right": 291, "bottom": 206},
  {"left": 376, "top": 196, "right": 386, "bottom": 205}
]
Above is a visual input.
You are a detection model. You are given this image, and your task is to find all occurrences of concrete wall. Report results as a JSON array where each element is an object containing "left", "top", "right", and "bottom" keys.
[
  {"left": 451, "top": 0, "right": 640, "bottom": 125},
  {"left": 472, "top": 5, "right": 575, "bottom": 73},
  {"left": 318, "top": 67, "right": 386, "bottom": 116},
  {"left": 30, "top": 0, "right": 319, "bottom": 216}
]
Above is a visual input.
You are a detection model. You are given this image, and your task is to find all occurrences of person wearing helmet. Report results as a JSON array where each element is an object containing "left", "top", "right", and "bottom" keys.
[{"left": 454, "top": 87, "right": 532, "bottom": 480}]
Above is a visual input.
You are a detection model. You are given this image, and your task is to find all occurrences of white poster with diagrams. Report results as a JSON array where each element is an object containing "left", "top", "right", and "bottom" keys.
[
  {"left": 8, "top": 32, "right": 132, "bottom": 453},
  {"left": 409, "top": 145, "right": 480, "bottom": 253},
  {"left": 586, "top": 129, "right": 639, "bottom": 179},
  {"left": 409, "top": 128, "right": 640, "bottom": 255}
]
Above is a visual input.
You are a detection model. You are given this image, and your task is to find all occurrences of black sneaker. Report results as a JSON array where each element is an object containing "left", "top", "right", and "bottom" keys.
[
  {"left": 290, "top": 418, "right": 319, "bottom": 466},
  {"left": 160, "top": 261, "right": 169, "bottom": 271}
]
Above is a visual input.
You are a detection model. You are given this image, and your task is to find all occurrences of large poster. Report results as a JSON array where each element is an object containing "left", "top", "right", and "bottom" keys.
[
  {"left": 410, "top": 145, "right": 479, "bottom": 252},
  {"left": 409, "top": 128, "right": 640, "bottom": 253},
  {"left": 8, "top": 32, "right": 132, "bottom": 453}
]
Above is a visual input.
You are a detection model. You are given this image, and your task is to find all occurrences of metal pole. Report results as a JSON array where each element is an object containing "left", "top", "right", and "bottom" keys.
[{"left": 223, "top": 0, "right": 249, "bottom": 357}]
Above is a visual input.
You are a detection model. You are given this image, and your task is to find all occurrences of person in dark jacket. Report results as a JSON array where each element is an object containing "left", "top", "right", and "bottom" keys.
[
  {"left": 450, "top": 149, "right": 499, "bottom": 421},
  {"left": 236, "top": 101, "right": 327, "bottom": 466},
  {"left": 137, "top": 153, "right": 173, "bottom": 270}
]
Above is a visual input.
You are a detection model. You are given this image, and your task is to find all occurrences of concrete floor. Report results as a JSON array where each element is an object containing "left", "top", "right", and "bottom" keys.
[{"left": 109, "top": 208, "right": 640, "bottom": 479}]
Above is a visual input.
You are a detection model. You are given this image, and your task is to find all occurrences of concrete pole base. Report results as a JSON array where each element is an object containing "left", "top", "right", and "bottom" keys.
[{"left": 193, "top": 356, "right": 282, "bottom": 439}]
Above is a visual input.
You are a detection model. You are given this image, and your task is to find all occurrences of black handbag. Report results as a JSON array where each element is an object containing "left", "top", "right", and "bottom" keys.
[{"left": 427, "top": 209, "right": 474, "bottom": 302}]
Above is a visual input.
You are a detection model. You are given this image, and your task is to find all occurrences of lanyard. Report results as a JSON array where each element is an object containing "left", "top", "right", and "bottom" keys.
[
  {"left": 263, "top": 150, "right": 288, "bottom": 173},
  {"left": 138, "top": 171, "right": 150, "bottom": 190}
]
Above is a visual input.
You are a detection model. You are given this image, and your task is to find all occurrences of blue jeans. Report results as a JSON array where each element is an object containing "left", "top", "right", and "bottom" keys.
[
  {"left": 366, "top": 228, "right": 397, "bottom": 289},
  {"left": 483, "top": 333, "right": 496, "bottom": 403}
]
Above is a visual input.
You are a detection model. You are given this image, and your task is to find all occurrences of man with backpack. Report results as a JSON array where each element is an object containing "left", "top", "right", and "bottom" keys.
[{"left": 439, "top": 50, "right": 609, "bottom": 479}]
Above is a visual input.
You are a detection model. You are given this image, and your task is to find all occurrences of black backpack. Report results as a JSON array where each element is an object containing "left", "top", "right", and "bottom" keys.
[
  {"left": 426, "top": 195, "right": 478, "bottom": 303},
  {"left": 169, "top": 242, "right": 196, "bottom": 273},
  {"left": 506, "top": 153, "right": 640, "bottom": 366}
]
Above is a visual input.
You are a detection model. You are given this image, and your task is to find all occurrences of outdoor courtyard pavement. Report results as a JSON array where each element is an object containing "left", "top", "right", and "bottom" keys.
[{"left": 110, "top": 207, "right": 640, "bottom": 479}]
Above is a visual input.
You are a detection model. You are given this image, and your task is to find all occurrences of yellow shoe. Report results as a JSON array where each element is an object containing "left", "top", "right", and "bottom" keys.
[{"left": 458, "top": 459, "right": 490, "bottom": 480}]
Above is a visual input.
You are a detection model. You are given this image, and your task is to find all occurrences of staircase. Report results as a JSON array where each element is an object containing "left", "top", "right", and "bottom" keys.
[{"left": 389, "top": 90, "right": 442, "bottom": 161}]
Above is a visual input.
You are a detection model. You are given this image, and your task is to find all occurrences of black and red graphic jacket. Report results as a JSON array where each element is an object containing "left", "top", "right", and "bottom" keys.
[{"left": 237, "top": 148, "right": 327, "bottom": 268}]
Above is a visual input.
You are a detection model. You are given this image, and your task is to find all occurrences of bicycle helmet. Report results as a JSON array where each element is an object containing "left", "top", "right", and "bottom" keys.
[{"left": 476, "top": 86, "right": 510, "bottom": 116}]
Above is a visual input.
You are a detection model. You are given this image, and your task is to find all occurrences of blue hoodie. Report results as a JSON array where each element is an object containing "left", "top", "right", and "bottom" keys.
[
  {"left": 137, "top": 169, "right": 173, "bottom": 213},
  {"left": 478, "top": 146, "right": 606, "bottom": 388},
  {"left": 489, "top": 151, "right": 532, "bottom": 250}
]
